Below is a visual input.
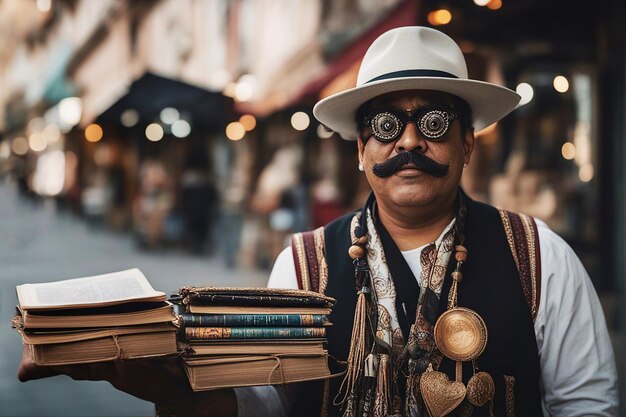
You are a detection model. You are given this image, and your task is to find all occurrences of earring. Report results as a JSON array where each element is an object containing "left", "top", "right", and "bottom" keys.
[{"left": 358, "top": 161, "right": 364, "bottom": 172}]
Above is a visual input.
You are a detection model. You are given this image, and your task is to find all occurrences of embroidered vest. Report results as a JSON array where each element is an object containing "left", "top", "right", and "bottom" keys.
[{"left": 289, "top": 198, "right": 542, "bottom": 417}]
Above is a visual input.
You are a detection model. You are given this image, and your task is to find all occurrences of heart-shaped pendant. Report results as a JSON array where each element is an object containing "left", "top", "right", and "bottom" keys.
[
  {"left": 466, "top": 371, "right": 495, "bottom": 407},
  {"left": 420, "top": 369, "right": 466, "bottom": 417}
]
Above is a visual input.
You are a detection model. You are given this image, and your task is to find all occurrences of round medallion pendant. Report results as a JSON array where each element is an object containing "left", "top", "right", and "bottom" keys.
[
  {"left": 466, "top": 371, "right": 495, "bottom": 406},
  {"left": 433, "top": 307, "right": 488, "bottom": 362}
]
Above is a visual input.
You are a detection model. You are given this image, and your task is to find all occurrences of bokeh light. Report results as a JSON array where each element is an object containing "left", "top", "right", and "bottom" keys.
[
  {"left": 239, "top": 114, "right": 257, "bottom": 131},
  {"left": 291, "top": 112, "right": 310, "bottom": 131},
  {"left": 58, "top": 97, "right": 82, "bottom": 127},
  {"left": 11, "top": 137, "right": 28, "bottom": 155},
  {"left": 121, "top": 109, "right": 139, "bottom": 127},
  {"left": 487, "top": 0, "right": 502, "bottom": 10},
  {"left": 428, "top": 9, "right": 452, "bottom": 26},
  {"left": 29, "top": 133, "right": 47, "bottom": 152},
  {"left": 516, "top": 83, "right": 534, "bottom": 106},
  {"left": 226, "top": 122, "right": 246, "bottom": 141},
  {"left": 317, "top": 124, "right": 334, "bottom": 139},
  {"left": 160, "top": 107, "right": 180, "bottom": 124},
  {"left": 171, "top": 120, "right": 191, "bottom": 138},
  {"left": 561, "top": 142, "right": 576, "bottom": 160},
  {"left": 579, "top": 164, "right": 594, "bottom": 182},
  {"left": 85, "top": 124, "right": 103, "bottom": 143},
  {"left": 145, "top": 123, "right": 164, "bottom": 142},
  {"left": 553, "top": 75, "right": 570, "bottom": 93}
]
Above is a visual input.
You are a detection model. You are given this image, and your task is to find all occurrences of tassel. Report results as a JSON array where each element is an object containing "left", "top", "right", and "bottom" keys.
[
  {"left": 342, "top": 392, "right": 357, "bottom": 417},
  {"left": 404, "top": 370, "right": 417, "bottom": 417},
  {"left": 373, "top": 354, "right": 392, "bottom": 417},
  {"left": 447, "top": 271, "right": 462, "bottom": 309},
  {"left": 336, "top": 287, "right": 368, "bottom": 406}
]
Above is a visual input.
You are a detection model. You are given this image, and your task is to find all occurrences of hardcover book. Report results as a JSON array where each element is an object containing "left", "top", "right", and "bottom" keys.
[
  {"left": 179, "top": 287, "right": 335, "bottom": 308},
  {"left": 186, "top": 305, "right": 331, "bottom": 315},
  {"left": 179, "top": 313, "right": 329, "bottom": 327},
  {"left": 182, "top": 339, "right": 326, "bottom": 356},
  {"left": 182, "top": 353, "right": 331, "bottom": 390},
  {"left": 19, "top": 322, "right": 177, "bottom": 366},
  {"left": 184, "top": 326, "right": 326, "bottom": 340}
]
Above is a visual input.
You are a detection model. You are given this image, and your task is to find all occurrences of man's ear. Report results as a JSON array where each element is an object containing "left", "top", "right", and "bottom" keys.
[
  {"left": 463, "top": 129, "right": 475, "bottom": 165},
  {"left": 357, "top": 137, "right": 365, "bottom": 163}
]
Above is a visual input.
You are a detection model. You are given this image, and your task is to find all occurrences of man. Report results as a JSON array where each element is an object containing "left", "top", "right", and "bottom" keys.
[{"left": 19, "top": 26, "right": 617, "bottom": 417}]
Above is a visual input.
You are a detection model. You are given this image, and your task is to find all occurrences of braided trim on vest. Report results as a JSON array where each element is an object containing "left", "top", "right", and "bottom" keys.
[
  {"left": 291, "top": 233, "right": 310, "bottom": 291},
  {"left": 314, "top": 227, "right": 329, "bottom": 294},
  {"left": 498, "top": 209, "right": 541, "bottom": 321},
  {"left": 290, "top": 227, "right": 327, "bottom": 294}
]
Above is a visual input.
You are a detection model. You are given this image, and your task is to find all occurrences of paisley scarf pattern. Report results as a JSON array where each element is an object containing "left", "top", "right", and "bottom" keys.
[{"left": 348, "top": 208, "right": 456, "bottom": 416}]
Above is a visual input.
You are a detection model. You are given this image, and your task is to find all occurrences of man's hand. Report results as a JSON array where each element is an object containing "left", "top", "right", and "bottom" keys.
[{"left": 18, "top": 343, "right": 237, "bottom": 417}]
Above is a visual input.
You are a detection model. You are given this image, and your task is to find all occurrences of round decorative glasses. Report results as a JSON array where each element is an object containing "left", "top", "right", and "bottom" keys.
[{"left": 365, "top": 107, "right": 459, "bottom": 143}]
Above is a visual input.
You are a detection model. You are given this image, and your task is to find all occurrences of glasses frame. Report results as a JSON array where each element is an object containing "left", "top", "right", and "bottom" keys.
[{"left": 364, "top": 106, "right": 459, "bottom": 143}]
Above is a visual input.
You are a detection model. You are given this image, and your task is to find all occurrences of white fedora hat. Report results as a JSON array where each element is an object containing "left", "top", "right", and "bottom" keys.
[{"left": 313, "top": 26, "right": 520, "bottom": 140}]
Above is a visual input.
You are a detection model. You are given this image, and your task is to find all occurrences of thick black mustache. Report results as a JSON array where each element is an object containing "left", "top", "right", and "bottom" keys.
[{"left": 372, "top": 151, "right": 449, "bottom": 178}]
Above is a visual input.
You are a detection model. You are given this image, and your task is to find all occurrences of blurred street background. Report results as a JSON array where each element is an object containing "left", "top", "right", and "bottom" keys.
[{"left": 0, "top": 0, "right": 623, "bottom": 416}]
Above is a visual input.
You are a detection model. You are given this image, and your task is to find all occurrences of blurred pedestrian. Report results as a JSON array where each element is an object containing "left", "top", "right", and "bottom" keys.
[{"left": 133, "top": 159, "right": 174, "bottom": 249}]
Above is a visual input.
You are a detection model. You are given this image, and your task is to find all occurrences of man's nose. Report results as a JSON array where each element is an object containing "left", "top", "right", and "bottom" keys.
[{"left": 395, "top": 122, "right": 427, "bottom": 153}]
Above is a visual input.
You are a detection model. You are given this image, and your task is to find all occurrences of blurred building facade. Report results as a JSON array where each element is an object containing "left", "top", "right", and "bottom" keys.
[{"left": 0, "top": 0, "right": 623, "bottom": 303}]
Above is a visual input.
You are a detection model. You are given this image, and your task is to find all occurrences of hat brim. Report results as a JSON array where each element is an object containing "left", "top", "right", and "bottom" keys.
[{"left": 313, "top": 77, "right": 521, "bottom": 140}]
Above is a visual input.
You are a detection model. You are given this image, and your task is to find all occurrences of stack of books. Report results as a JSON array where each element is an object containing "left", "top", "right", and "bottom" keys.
[
  {"left": 176, "top": 286, "right": 335, "bottom": 391},
  {"left": 13, "top": 269, "right": 178, "bottom": 366}
]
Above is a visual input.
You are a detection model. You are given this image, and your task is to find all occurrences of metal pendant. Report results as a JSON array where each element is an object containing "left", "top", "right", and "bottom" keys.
[{"left": 433, "top": 307, "right": 488, "bottom": 362}]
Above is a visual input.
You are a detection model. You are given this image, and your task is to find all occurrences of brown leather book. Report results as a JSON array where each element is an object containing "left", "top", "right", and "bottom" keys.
[
  {"left": 183, "top": 353, "right": 331, "bottom": 391},
  {"left": 21, "top": 322, "right": 178, "bottom": 366}
]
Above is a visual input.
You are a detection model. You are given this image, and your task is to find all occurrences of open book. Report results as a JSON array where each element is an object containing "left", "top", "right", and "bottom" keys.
[
  {"left": 14, "top": 268, "right": 177, "bottom": 365},
  {"left": 16, "top": 268, "right": 166, "bottom": 310}
]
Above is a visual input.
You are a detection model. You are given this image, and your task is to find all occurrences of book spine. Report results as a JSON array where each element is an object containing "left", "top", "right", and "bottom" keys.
[
  {"left": 184, "top": 327, "right": 326, "bottom": 339},
  {"left": 187, "top": 293, "right": 330, "bottom": 307},
  {"left": 180, "top": 314, "right": 326, "bottom": 327}
]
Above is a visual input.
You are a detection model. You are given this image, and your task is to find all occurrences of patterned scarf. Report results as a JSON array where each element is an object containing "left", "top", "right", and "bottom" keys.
[{"left": 345, "top": 205, "right": 455, "bottom": 417}]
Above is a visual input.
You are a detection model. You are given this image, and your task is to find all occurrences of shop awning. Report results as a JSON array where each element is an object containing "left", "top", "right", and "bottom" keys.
[{"left": 96, "top": 72, "right": 233, "bottom": 130}]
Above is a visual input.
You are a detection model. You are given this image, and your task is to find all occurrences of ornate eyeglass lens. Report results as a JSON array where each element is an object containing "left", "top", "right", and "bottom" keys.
[{"left": 366, "top": 107, "right": 458, "bottom": 143}]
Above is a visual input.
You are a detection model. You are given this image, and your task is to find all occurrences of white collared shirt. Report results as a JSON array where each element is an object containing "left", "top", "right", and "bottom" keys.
[{"left": 238, "top": 218, "right": 618, "bottom": 417}]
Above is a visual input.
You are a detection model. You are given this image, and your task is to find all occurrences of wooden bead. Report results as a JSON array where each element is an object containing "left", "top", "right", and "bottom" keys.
[
  {"left": 353, "top": 235, "right": 368, "bottom": 245},
  {"left": 451, "top": 271, "right": 463, "bottom": 283},
  {"left": 455, "top": 245, "right": 468, "bottom": 262},
  {"left": 348, "top": 245, "right": 366, "bottom": 259}
]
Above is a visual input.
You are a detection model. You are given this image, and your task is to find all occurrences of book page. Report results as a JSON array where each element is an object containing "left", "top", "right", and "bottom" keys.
[{"left": 16, "top": 268, "right": 165, "bottom": 310}]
